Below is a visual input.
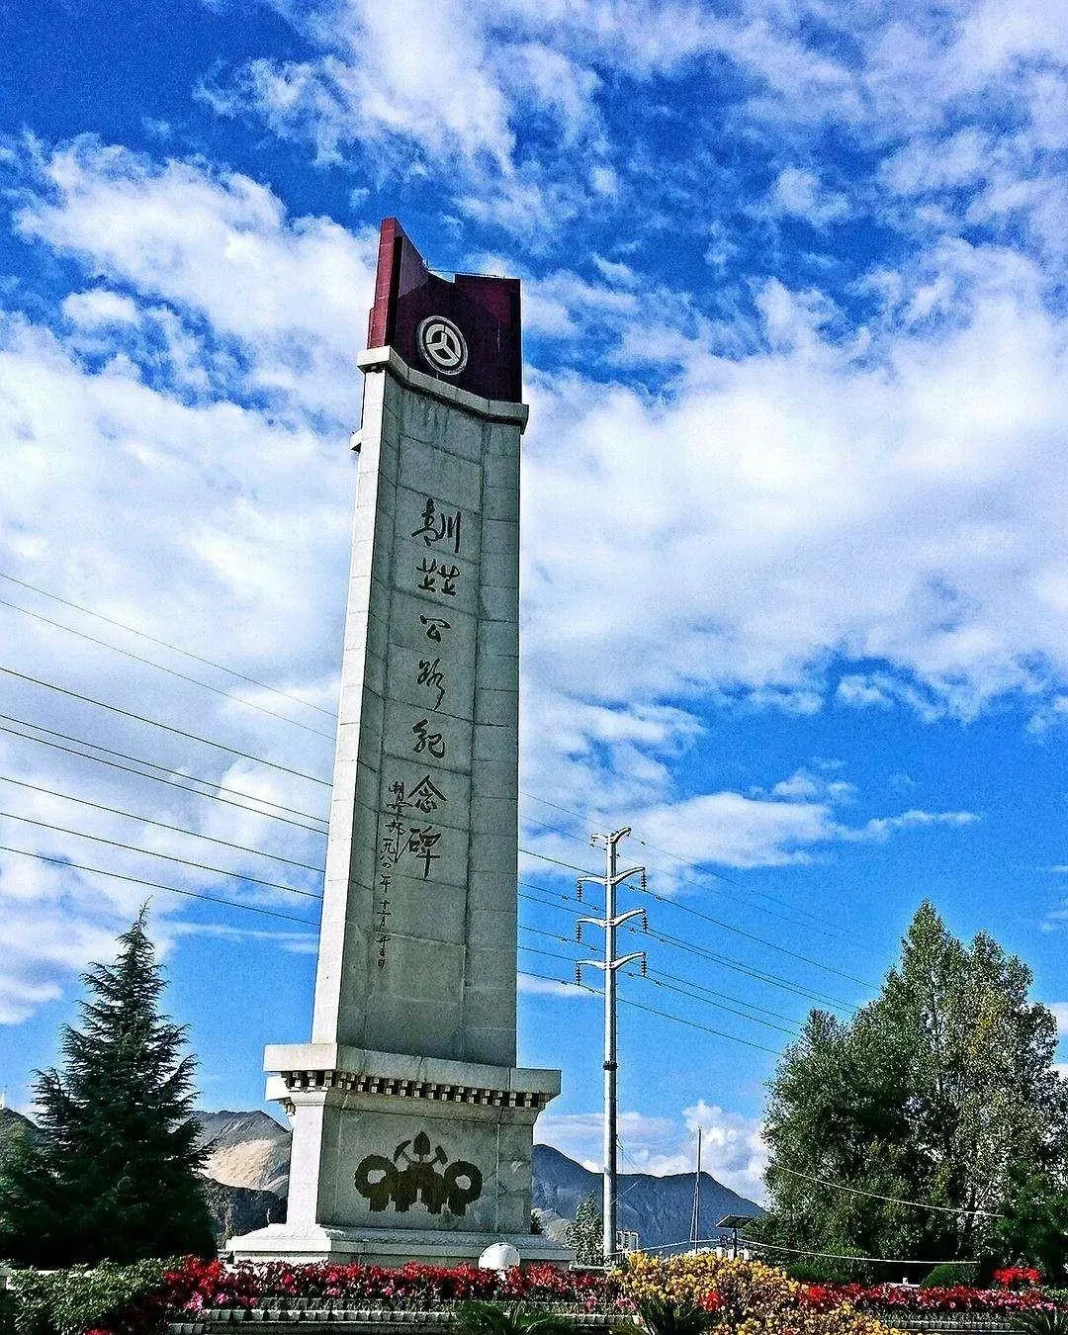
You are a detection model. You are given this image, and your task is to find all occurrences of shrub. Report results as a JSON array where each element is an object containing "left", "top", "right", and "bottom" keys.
[
  {"left": 998, "top": 1269, "right": 1044, "bottom": 1289},
  {"left": 1010, "top": 1313, "right": 1068, "bottom": 1335},
  {"left": 453, "top": 1301, "right": 578, "bottom": 1335},
  {"left": 8, "top": 1260, "right": 170, "bottom": 1335},
  {"left": 635, "top": 1295, "right": 720, "bottom": 1335},
  {"left": 922, "top": 1264, "right": 979, "bottom": 1288},
  {"left": 786, "top": 1250, "right": 881, "bottom": 1286}
]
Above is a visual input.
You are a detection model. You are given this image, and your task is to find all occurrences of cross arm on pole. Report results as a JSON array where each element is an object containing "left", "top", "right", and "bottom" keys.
[{"left": 610, "top": 866, "right": 646, "bottom": 888}]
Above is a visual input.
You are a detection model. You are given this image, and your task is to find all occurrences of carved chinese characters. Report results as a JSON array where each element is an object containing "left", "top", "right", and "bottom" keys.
[{"left": 371, "top": 490, "right": 475, "bottom": 970}]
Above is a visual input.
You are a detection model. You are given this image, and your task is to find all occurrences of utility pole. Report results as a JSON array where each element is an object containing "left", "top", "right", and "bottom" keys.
[
  {"left": 689, "top": 1127, "right": 702, "bottom": 1252},
  {"left": 575, "top": 827, "right": 647, "bottom": 1264}
]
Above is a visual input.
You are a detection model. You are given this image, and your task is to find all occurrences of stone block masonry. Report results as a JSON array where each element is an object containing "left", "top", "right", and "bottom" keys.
[{"left": 229, "top": 220, "right": 566, "bottom": 1266}]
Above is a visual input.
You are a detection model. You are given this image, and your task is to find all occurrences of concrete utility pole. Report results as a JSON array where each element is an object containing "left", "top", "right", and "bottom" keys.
[
  {"left": 575, "top": 827, "right": 647, "bottom": 1264},
  {"left": 689, "top": 1126, "right": 702, "bottom": 1251}
]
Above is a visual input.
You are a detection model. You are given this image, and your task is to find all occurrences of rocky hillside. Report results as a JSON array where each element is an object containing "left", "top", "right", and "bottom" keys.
[
  {"left": 196, "top": 1110, "right": 292, "bottom": 1196},
  {"left": 195, "top": 1111, "right": 762, "bottom": 1250},
  {"left": 531, "top": 1142, "right": 763, "bottom": 1251},
  {"left": 0, "top": 1106, "right": 38, "bottom": 1154},
  {"left": 0, "top": 1105, "right": 762, "bottom": 1248}
]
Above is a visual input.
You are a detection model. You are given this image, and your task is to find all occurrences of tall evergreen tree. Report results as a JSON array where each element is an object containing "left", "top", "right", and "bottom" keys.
[
  {"left": 0, "top": 910, "right": 215, "bottom": 1265},
  {"left": 566, "top": 1193, "right": 605, "bottom": 1265},
  {"left": 758, "top": 903, "right": 1068, "bottom": 1273}
]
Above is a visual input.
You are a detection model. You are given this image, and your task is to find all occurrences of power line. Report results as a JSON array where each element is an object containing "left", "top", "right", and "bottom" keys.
[
  {"left": 517, "top": 944, "right": 783, "bottom": 1057},
  {"left": 619, "top": 992, "right": 782, "bottom": 1057},
  {"left": 624, "top": 876, "right": 873, "bottom": 989},
  {"left": 521, "top": 801, "right": 847, "bottom": 944},
  {"left": 0, "top": 716, "right": 328, "bottom": 831},
  {"left": 519, "top": 844, "right": 871, "bottom": 990},
  {"left": 642, "top": 971, "right": 798, "bottom": 1037},
  {"left": 519, "top": 846, "right": 598, "bottom": 876},
  {"left": 0, "top": 774, "right": 325, "bottom": 872},
  {"left": 772, "top": 1165, "right": 1005, "bottom": 1219},
  {"left": 630, "top": 830, "right": 844, "bottom": 936},
  {"left": 0, "top": 572, "right": 881, "bottom": 967},
  {"left": 520, "top": 880, "right": 812, "bottom": 1022},
  {"left": 645, "top": 924, "right": 856, "bottom": 1012},
  {"left": 0, "top": 572, "right": 880, "bottom": 973},
  {"left": 0, "top": 666, "right": 330, "bottom": 787},
  {"left": 517, "top": 967, "right": 599, "bottom": 997},
  {"left": 0, "top": 569, "right": 335, "bottom": 719},
  {"left": 0, "top": 596, "right": 334, "bottom": 739},
  {"left": 738, "top": 1237, "right": 978, "bottom": 1267},
  {"left": 0, "top": 810, "right": 323, "bottom": 900},
  {"left": 518, "top": 875, "right": 856, "bottom": 1012},
  {"left": 518, "top": 893, "right": 800, "bottom": 1031},
  {"left": 0, "top": 843, "right": 318, "bottom": 925}
]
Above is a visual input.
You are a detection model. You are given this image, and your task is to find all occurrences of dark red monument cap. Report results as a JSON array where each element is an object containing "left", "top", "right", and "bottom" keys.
[{"left": 367, "top": 218, "right": 522, "bottom": 404}]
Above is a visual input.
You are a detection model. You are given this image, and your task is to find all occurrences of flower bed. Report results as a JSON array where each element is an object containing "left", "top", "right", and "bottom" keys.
[
  {"left": 11, "top": 1253, "right": 1068, "bottom": 1335},
  {"left": 621, "top": 1254, "right": 895, "bottom": 1335},
  {"left": 161, "top": 1258, "right": 619, "bottom": 1314},
  {"left": 820, "top": 1285, "right": 1052, "bottom": 1315}
]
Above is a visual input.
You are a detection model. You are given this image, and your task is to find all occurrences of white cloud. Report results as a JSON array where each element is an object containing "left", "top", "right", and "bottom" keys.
[
  {"left": 769, "top": 769, "right": 855, "bottom": 803},
  {"left": 768, "top": 168, "right": 850, "bottom": 227},
  {"left": 521, "top": 241, "right": 1068, "bottom": 750},
  {"left": 61, "top": 288, "right": 141, "bottom": 328},
  {"left": 518, "top": 974, "right": 593, "bottom": 999},
  {"left": 1047, "top": 1002, "right": 1068, "bottom": 1038},
  {"left": 627, "top": 789, "right": 974, "bottom": 872},
  {"left": 855, "top": 809, "right": 977, "bottom": 841},
  {"left": 17, "top": 137, "right": 375, "bottom": 420},
  {"left": 0, "top": 143, "right": 366, "bottom": 1023}
]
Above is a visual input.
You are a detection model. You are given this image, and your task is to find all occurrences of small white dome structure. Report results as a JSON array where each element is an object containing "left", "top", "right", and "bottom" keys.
[{"left": 479, "top": 1242, "right": 522, "bottom": 1271}]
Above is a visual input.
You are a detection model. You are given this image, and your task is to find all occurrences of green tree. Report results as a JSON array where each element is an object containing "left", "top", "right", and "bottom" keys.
[
  {"left": 997, "top": 1172, "right": 1068, "bottom": 1282},
  {"left": 758, "top": 902, "right": 1068, "bottom": 1273},
  {"left": 0, "top": 910, "right": 215, "bottom": 1265},
  {"left": 566, "top": 1193, "right": 604, "bottom": 1265}
]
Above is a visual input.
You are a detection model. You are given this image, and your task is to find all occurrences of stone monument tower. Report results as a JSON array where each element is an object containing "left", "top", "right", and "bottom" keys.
[{"left": 230, "top": 220, "right": 566, "bottom": 1265}]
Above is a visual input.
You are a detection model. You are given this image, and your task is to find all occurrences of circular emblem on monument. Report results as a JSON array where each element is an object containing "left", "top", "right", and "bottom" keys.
[{"left": 417, "top": 315, "right": 468, "bottom": 376}]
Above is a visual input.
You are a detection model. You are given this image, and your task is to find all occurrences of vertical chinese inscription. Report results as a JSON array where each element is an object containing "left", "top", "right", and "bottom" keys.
[{"left": 372, "top": 492, "right": 471, "bottom": 969}]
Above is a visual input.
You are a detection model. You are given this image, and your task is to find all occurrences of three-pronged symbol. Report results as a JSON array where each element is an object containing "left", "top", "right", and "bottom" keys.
[{"left": 417, "top": 315, "right": 468, "bottom": 376}]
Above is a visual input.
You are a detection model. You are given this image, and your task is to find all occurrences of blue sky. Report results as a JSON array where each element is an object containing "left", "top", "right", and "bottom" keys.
[{"left": 2, "top": 0, "right": 1068, "bottom": 1204}]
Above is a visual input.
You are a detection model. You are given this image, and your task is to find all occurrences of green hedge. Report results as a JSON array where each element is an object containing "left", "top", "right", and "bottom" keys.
[
  {"left": 3, "top": 1260, "right": 169, "bottom": 1335},
  {"left": 922, "top": 1264, "right": 980, "bottom": 1288}
]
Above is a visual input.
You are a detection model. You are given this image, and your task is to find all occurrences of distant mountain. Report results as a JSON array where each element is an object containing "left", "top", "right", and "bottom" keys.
[
  {"left": 532, "top": 1142, "right": 762, "bottom": 1251},
  {"left": 200, "top": 1177, "right": 287, "bottom": 1239},
  {"left": 193, "top": 1111, "right": 762, "bottom": 1251},
  {"left": 0, "top": 1106, "right": 762, "bottom": 1249},
  {"left": 196, "top": 1110, "right": 291, "bottom": 1196},
  {"left": 0, "top": 1106, "right": 38, "bottom": 1154}
]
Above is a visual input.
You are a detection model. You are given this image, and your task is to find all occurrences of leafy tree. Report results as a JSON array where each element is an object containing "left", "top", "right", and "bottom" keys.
[
  {"left": 758, "top": 902, "right": 1068, "bottom": 1272},
  {"left": 997, "top": 1173, "right": 1068, "bottom": 1283},
  {"left": 0, "top": 910, "right": 215, "bottom": 1265},
  {"left": 566, "top": 1193, "right": 604, "bottom": 1265}
]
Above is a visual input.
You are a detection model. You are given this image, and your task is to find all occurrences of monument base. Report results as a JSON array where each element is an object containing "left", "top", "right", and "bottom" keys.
[
  {"left": 228, "top": 1045, "right": 568, "bottom": 1268},
  {"left": 227, "top": 1222, "right": 571, "bottom": 1267}
]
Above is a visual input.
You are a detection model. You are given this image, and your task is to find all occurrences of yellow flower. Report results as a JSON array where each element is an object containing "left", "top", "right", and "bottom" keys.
[{"left": 618, "top": 1254, "right": 896, "bottom": 1335}]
